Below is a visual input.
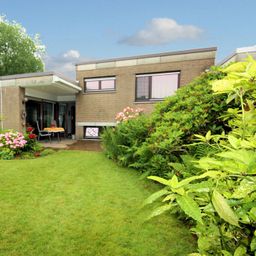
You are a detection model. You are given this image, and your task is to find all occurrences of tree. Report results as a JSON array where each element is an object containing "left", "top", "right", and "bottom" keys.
[{"left": 0, "top": 16, "right": 44, "bottom": 76}]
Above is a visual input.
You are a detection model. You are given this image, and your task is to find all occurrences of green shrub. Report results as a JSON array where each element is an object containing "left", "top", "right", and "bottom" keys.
[
  {"left": 102, "top": 67, "right": 238, "bottom": 176},
  {"left": 0, "top": 147, "right": 15, "bottom": 160},
  {"left": 0, "top": 128, "right": 42, "bottom": 160},
  {"left": 20, "top": 152, "right": 36, "bottom": 159},
  {"left": 145, "top": 57, "right": 256, "bottom": 255},
  {"left": 23, "top": 128, "right": 42, "bottom": 153},
  {"left": 0, "top": 130, "right": 27, "bottom": 159},
  {"left": 102, "top": 114, "right": 150, "bottom": 167}
]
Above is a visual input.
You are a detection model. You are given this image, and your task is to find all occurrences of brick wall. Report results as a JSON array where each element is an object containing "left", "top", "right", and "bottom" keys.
[
  {"left": 75, "top": 58, "right": 214, "bottom": 138},
  {"left": 0, "top": 86, "right": 25, "bottom": 131}
]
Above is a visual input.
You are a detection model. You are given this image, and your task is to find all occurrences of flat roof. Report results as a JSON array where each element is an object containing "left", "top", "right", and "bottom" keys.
[
  {"left": 76, "top": 47, "right": 217, "bottom": 66},
  {"left": 0, "top": 71, "right": 78, "bottom": 85},
  {"left": 218, "top": 45, "right": 256, "bottom": 66}
]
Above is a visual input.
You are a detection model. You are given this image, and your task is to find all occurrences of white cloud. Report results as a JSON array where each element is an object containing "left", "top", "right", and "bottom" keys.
[
  {"left": 44, "top": 49, "right": 90, "bottom": 79},
  {"left": 119, "top": 18, "right": 203, "bottom": 46},
  {"left": 63, "top": 49, "right": 80, "bottom": 59}
]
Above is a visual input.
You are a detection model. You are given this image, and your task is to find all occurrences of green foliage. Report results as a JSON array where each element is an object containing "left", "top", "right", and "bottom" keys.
[
  {"left": 0, "top": 147, "right": 14, "bottom": 160},
  {"left": 101, "top": 114, "right": 151, "bottom": 167},
  {"left": 23, "top": 133, "right": 42, "bottom": 153},
  {"left": 0, "top": 129, "right": 42, "bottom": 160},
  {"left": 19, "top": 151, "right": 36, "bottom": 159},
  {"left": 40, "top": 148, "right": 55, "bottom": 157},
  {"left": 145, "top": 57, "right": 256, "bottom": 255},
  {"left": 102, "top": 67, "right": 237, "bottom": 176},
  {"left": 0, "top": 16, "right": 44, "bottom": 76}
]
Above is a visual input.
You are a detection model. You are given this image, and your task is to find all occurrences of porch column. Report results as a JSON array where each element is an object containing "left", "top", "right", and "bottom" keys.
[{"left": 1, "top": 86, "right": 25, "bottom": 132}]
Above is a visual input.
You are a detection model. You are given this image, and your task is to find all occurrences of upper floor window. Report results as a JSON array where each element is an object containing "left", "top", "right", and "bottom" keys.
[
  {"left": 135, "top": 72, "right": 180, "bottom": 101},
  {"left": 84, "top": 77, "right": 115, "bottom": 92}
]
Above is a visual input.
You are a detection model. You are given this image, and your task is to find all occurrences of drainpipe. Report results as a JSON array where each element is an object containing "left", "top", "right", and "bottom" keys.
[{"left": 0, "top": 81, "right": 3, "bottom": 130}]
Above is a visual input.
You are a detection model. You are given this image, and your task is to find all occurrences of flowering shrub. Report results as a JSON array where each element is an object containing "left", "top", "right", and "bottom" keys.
[
  {"left": 0, "top": 131, "right": 27, "bottom": 159},
  {"left": 0, "top": 127, "right": 42, "bottom": 160},
  {"left": 28, "top": 133, "right": 36, "bottom": 139},
  {"left": 115, "top": 107, "right": 144, "bottom": 123},
  {"left": 0, "top": 131, "right": 27, "bottom": 149},
  {"left": 26, "top": 127, "right": 34, "bottom": 133},
  {"left": 102, "top": 67, "right": 239, "bottom": 176},
  {"left": 102, "top": 112, "right": 150, "bottom": 166},
  {"left": 23, "top": 127, "right": 41, "bottom": 154}
]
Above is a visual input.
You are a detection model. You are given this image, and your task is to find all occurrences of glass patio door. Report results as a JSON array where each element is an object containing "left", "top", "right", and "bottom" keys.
[
  {"left": 42, "top": 102, "right": 54, "bottom": 128},
  {"left": 26, "top": 100, "right": 54, "bottom": 130}
]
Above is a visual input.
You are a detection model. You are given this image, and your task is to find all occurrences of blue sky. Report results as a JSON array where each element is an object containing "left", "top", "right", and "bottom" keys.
[{"left": 1, "top": 0, "right": 255, "bottom": 78}]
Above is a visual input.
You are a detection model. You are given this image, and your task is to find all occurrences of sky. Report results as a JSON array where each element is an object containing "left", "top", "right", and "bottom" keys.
[{"left": 1, "top": 0, "right": 256, "bottom": 79}]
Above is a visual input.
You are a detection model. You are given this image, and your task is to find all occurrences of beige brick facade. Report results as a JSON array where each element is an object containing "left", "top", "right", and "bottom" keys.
[
  {"left": 0, "top": 48, "right": 216, "bottom": 139},
  {"left": 75, "top": 48, "right": 216, "bottom": 139},
  {"left": 0, "top": 86, "right": 25, "bottom": 131}
]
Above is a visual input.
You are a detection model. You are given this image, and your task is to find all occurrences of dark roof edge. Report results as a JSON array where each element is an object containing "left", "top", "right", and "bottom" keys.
[
  {"left": 0, "top": 71, "right": 78, "bottom": 85},
  {"left": 76, "top": 47, "right": 217, "bottom": 66}
]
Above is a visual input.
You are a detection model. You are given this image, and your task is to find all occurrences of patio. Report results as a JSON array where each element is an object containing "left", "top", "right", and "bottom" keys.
[{"left": 41, "top": 139, "right": 102, "bottom": 151}]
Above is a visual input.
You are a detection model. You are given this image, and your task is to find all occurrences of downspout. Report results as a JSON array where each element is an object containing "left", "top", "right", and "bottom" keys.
[{"left": 0, "top": 81, "right": 3, "bottom": 130}]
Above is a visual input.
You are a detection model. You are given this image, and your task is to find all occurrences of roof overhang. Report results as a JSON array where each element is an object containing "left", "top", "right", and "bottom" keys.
[
  {"left": 0, "top": 72, "right": 81, "bottom": 101},
  {"left": 218, "top": 45, "right": 256, "bottom": 66}
]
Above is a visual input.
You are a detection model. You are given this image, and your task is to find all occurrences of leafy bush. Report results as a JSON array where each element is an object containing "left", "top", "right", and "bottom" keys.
[
  {"left": 102, "top": 113, "right": 150, "bottom": 166},
  {"left": 23, "top": 127, "right": 42, "bottom": 153},
  {"left": 102, "top": 67, "right": 238, "bottom": 176},
  {"left": 0, "top": 131, "right": 27, "bottom": 159},
  {"left": 145, "top": 57, "right": 256, "bottom": 255},
  {"left": 0, "top": 128, "right": 42, "bottom": 160},
  {"left": 0, "top": 147, "right": 15, "bottom": 160}
]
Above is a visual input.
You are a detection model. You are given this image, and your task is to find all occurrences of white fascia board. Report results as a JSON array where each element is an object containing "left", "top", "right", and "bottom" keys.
[
  {"left": 136, "top": 71, "right": 180, "bottom": 77},
  {"left": 53, "top": 76, "right": 81, "bottom": 92},
  {"left": 236, "top": 45, "right": 256, "bottom": 53},
  {"left": 84, "top": 77, "right": 116, "bottom": 82}
]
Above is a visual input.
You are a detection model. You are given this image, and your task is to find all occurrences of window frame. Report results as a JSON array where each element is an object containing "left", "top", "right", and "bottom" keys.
[
  {"left": 84, "top": 76, "right": 116, "bottom": 93},
  {"left": 84, "top": 126, "right": 102, "bottom": 139},
  {"left": 135, "top": 71, "right": 180, "bottom": 102}
]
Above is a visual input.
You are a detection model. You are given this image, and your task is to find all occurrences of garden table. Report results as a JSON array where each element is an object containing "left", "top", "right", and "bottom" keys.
[{"left": 43, "top": 127, "right": 65, "bottom": 141}]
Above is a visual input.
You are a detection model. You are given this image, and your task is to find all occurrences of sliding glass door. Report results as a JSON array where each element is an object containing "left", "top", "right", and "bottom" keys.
[
  {"left": 26, "top": 100, "right": 54, "bottom": 130},
  {"left": 42, "top": 102, "right": 54, "bottom": 128}
]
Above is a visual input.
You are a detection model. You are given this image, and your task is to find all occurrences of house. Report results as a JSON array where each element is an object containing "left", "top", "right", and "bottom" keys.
[
  {"left": 218, "top": 45, "right": 256, "bottom": 66},
  {"left": 0, "top": 72, "right": 80, "bottom": 135},
  {"left": 0, "top": 47, "right": 217, "bottom": 139},
  {"left": 75, "top": 47, "right": 216, "bottom": 139}
]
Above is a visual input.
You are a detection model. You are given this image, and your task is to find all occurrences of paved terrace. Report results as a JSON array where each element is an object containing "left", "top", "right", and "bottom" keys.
[{"left": 41, "top": 139, "right": 102, "bottom": 151}]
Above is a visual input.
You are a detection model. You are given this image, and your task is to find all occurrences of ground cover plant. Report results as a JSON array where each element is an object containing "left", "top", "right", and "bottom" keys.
[
  {"left": 102, "top": 67, "right": 238, "bottom": 177},
  {"left": 145, "top": 57, "right": 256, "bottom": 255},
  {"left": 0, "top": 151, "right": 196, "bottom": 256}
]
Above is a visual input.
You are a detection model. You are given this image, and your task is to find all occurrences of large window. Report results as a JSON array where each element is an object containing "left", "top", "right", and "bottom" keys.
[
  {"left": 136, "top": 72, "right": 180, "bottom": 101},
  {"left": 84, "top": 77, "right": 115, "bottom": 92}
]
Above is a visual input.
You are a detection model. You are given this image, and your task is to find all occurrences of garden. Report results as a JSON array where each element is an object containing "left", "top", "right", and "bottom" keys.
[
  {"left": 102, "top": 57, "right": 256, "bottom": 255},
  {"left": 1, "top": 57, "right": 256, "bottom": 255},
  {"left": 0, "top": 151, "right": 196, "bottom": 255}
]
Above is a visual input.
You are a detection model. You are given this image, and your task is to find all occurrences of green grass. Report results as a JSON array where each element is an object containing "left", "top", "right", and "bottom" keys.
[{"left": 0, "top": 151, "right": 196, "bottom": 256}]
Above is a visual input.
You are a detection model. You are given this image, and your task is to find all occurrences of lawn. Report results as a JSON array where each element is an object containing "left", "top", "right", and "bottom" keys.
[{"left": 0, "top": 151, "right": 196, "bottom": 256}]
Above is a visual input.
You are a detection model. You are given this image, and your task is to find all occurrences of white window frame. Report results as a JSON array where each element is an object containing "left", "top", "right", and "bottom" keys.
[
  {"left": 84, "top": 77, "right": 116, "bottom": 92},
  {"left": 135, "top": 72, "right": 180, "bottom": 101}
]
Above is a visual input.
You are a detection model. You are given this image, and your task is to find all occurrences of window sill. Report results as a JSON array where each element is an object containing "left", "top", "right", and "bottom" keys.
[
  {"left": 83, "top": 90, "right": 116, "bottom": 95},
  {"left": 134, "top": 99, "right": 163, "bottom": 104}
]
